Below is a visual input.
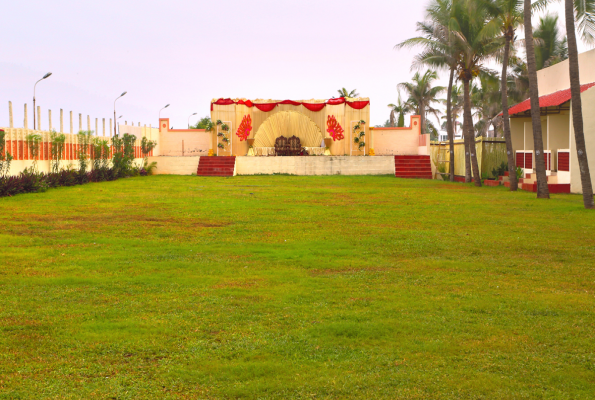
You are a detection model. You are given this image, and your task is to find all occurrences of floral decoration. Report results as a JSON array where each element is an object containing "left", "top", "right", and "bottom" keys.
[
  {"left": 326, "top": 115, "right": 345, "bottom": 141},
  {"left": 236, "top": 115, "right": 252, "bottom": 141}
]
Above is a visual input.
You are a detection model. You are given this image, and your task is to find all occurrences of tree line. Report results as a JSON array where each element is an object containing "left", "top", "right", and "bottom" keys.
[{"left": 391, "top": 0, "right": 594, "bottom": 209}]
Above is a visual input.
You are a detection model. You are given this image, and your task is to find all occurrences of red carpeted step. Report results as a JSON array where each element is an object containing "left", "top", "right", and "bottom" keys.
[
  {"left": 394, "top": 155, "right": 432, "bottom": 179},
  {"left": 197, "top": 156, "right": 236, "bottom": 177}
]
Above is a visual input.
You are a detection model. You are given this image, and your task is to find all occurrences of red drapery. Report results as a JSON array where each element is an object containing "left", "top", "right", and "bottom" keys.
[
  {"left": 302, "top": 103, "right": 326, "bottom": 112},
  {"left": 346, "top": 100, "right": 370, "bottom": 110},
  {"left": 211, "top": 97, "right": 369, "bottom": 112},
  {"left": 254, "top": 103, "right": 277, "bottom": 112}
]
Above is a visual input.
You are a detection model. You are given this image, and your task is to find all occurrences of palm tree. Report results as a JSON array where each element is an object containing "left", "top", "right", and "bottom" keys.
[
  {"left": 450, "top": 0, "right": 501, "bottom": 186},
  {"left": 564, "top": 0, "right": 595, "bottom": 208},
  {"left": 472, "top": 73, "right": 503, "bottom": 137},
  {"left": 482, "top": 0, "right": 523, "bottom": 190},
  {"left": 523, "top": 0, "right": 550, "bottom": 198},
  {"left": 387, "top": 93, "right": 412, "bottom": 127},
  {"left": 336, "top": 88, "right": 359, "bottom": 98},
  {"left": 398, "top": 70, "right": 446, "bottom": 138},
  {"left": 534, "top": 14, "right": 568, "bottom": 70},
  {"left": 397, "top": 0, "right": 459, "bottom": 181},
  {"left": 441, "top": 84, "right": 465, "bottom": 136}
]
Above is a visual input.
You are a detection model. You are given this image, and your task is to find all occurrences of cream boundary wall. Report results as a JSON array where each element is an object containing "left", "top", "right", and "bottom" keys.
[
  {"left": 570, "top": 88, "right": 595, "bottom": 193},
  {"left": 147, "top": 156, "right": 200, "bottom": 175},
  {"left": 370, "top": 116, "right": 423, "bottom": 155},
  {"left": 537, "top": 49, "right": 595, "bottom": 95},
  {"left": 158, "top": 121, "right": 210, "bottom": 157},
  {"left": 235, "top": 156, "right": 395, "bottom": 176}
]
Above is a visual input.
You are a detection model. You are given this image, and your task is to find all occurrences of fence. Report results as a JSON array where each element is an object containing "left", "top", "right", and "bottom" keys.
[
  {"left": 430, "top": 137, "right": 508, "bottom": 179},
  {"left": 1, "top": 101, "right": 160, "bottom": 175}
]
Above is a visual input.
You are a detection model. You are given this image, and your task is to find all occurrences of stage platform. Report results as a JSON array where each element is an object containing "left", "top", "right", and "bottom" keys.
[{"left": 148, "top": 155, "right": 435, "bottom": 178}]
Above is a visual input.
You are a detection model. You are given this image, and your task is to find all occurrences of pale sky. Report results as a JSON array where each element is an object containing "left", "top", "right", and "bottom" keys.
[{"left": 0, "top": 0, "right": 584, "bottom": 131}]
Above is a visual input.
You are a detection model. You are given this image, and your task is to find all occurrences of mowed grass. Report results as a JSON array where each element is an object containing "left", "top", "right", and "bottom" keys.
[{"left": 1, "top": 175, "right": 594, "bottom": 399}]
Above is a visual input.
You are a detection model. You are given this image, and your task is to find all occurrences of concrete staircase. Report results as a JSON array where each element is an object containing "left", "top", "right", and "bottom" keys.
[
  {"left": 394, "top": 155, "right": 432, "bottom": 179},
  {"left": 196, "top": 156, "right": 236, "bottom": 177}
]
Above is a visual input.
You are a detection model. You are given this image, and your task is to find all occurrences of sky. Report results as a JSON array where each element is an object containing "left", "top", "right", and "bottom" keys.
[{"left": 0, "top": 0, "right": 586, "bottom": 131}]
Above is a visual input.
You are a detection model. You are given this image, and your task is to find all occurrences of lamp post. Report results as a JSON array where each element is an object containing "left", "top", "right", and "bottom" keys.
[
  {"left": 188, "top": 112, "right": 197, "bottom": 128},
  {"left": 159, "top": 104, "right": 170, "bottom": 122},
  {"left": 113, "top": 91, "right": 127, "bottom": 136},
  {"left": 33, "top": 72, "right": 52, "bottom": 130}
]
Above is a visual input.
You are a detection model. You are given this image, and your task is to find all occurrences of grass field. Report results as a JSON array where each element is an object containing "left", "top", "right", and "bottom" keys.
[{"left": 1, "top": 175, "right": 594, "bottom": 399}]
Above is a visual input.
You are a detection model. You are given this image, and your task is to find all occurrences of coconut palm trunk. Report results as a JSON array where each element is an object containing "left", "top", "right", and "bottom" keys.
[
  {"left": 447, "top": 66, "right": 456, "bottom": 182},
  {"left": 463, "top": 78, "right": 482, "bottom": 186},
  {"left": 524, "top": 0, "right": 549, "bottom": 198},
  {"left": 501, "top": 35, "right": 519, "bottom": 191},
  {"left": 565, "top": 0, "right": 595, "bottom": 208},
  {"left": 419, "top": 102, "right": 426, "bottom": 137}
]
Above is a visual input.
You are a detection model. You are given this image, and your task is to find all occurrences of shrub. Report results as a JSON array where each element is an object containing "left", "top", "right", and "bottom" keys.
[{"left": 50, "top": 131, "right": 66, "bottom": 173}]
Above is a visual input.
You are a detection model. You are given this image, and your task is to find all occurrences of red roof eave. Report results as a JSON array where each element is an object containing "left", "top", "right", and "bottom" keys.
[{"left": 507, "top": 82, "right": 595, "bottom": 116}]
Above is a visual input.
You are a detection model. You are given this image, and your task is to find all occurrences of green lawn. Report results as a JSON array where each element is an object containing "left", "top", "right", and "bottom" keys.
[{"left": 1, "top": 175, "right": 594, "bottom": 399}]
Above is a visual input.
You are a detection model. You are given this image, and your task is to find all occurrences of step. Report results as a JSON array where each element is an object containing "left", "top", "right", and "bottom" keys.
[
  {"left": 197, "top": 156, "right": 236, "bottom": 177},
  {"left": 483, "top": 180, "right": 500, "bottom": 187},
  {"left": 395, "top": 155, "right": 430, "bottom": 160}
]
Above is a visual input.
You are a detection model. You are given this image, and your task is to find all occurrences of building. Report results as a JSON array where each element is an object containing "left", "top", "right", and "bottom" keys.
[{"left": 508, "top": 49, "right": 595, "bottom": 193}]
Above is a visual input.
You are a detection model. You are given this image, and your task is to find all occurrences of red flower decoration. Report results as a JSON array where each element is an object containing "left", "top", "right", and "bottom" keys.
[
  {"left": 236, "top": 115, "right": 252, "bottom": 141},
  {"left": 326, "top": 115, "right": 344, "bottom": 141}
]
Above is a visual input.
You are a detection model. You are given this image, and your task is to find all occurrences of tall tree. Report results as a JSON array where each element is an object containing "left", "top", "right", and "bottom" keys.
[
  {"left": 450, "top": 0, "right": 501, "bottom": 186},
  {"left": 564, "top": 0, "right": 595, "bottom": 208},
  {"left": 398, "top": 70, "right": 446, "bottom": 138},
  {"left": 397, "top": 0, "right": 459, "bottom": 181},
  {"left": 534, "top": 14, "right": 568, "bottom": 70},
  {"left": 483, "top": 0, "right": 523, "bottom": 190},
  {"left": 336, "top": 88, "right": 359, "bottom": 98},
  {"left": 523, "top": 0, "right": 549, "bottom": 198}
]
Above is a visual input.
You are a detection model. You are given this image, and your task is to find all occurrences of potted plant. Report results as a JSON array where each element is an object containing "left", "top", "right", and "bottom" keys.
[
  {"left": 359, "top": 131, "right": 365, "bottom": 138},
  {"left": 222, "top": 137, "right": 230, "bottom": 143},
  {"left": 217, "top": 143, "right": 224, "bottom": 149},
  {"left": 353, "top": 124, "right": 360, "bottom": 132},
  {"left": 359, "top": 120, "right": 366, "bottom": 125},
  {"left": 217, "top": 132, "right": 224, "bottom": 137},
  {"left": 221, "top": 124, "right": 229, "bottom": 132},
  {"left": 354, "top": 137, "right": 360, "bottom": 144},
  {"left": 216, "top": 120, "right": 222, "bottom": 125},
  {"left": 358, "top": 141, "right": 365, "bottom": 149}
]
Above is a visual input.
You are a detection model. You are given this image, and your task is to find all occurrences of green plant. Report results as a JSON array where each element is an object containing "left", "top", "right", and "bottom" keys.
[
  {"left": 516, "top": 166, "right": 524, "bottom": 180},
  {"left": 50, "top": 131, "right": 66, "bottom": 173},
  {"left": 76, "top": 131, "right": 93, "bottom": 179},
  {"left": 353, "top": 124, "right": 360, "bottom": 132},
  {"left": 221, "top": 124, "right": 229, "bottom": 132},
  {"left": 436, "top": 162, "right": 449, "bottom": 181},
  {"left": 358, "top": 141, "right": 365, "bottom": 149},
  {"left": 359, "top": 131, "right": 365, "bottom": 138},
  {"left": 354, "top": 137, "right": 360, "bottom": 144},
  {"left": 359, "top": 119, "right": 366, "bottom": 125},
  {"left": 0, "top": 129, "right": 14, "bottom": 177},
  {"left": 26, "top": 133, "right": 42, "bottom": 171},
  {"left": 217, "top": 143, "right": 224, "bottom": 149},
  {"left": 216, "top": 120, "right": 222, "bottom": 125}
]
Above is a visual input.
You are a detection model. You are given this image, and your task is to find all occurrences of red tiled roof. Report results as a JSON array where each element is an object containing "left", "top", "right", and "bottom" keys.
[{"left": 508, "top": 82, "right": 595, "bottom": 116}]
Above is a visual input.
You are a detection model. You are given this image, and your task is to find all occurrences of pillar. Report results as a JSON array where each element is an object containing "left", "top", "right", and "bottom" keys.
[
  {"left": 60, "top": 109, "right": 64, "bottom": 133},
  {"left": 70, "top": 111, "right": 73, "bottom": 134},
  {"left": 103, "top": 118, "right": 105, "bottom": 136},
  {"left": 79, "top": 114, "right": 82, "bottom": 133},
  {"left": 37, "top": 106, "right": 41, "bottom": 131},
  {"left": 8, "top": 101, "right": 13, "bottom": 128},
  {"left": 87, "top": 115, "right": 91, "bottom": 132},
  {"left": 109, "top": 119, "right": 112, "bottom": 137},
  {"left": 95, "top": 118, "right": 98, "bottom": 137},
  {"left": 24, "top": 104, "right": 28, "bottom": 129},
  {"left": 49, "top": 109, "right": 52, "bottom": 131}
]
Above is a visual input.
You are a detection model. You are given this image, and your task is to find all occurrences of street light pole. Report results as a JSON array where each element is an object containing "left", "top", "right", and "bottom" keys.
[
  {"left": 113, "top": 91, "right": 127, "bottom": 136},
  {"left": 188, "top": 112, "right": 197, "bottom": 128},
  {"left": 33, "top": 72, "right": 52, "bottom": 130},
  {"left": 159, "top": 104, "right": 170, "bottom": 122}
]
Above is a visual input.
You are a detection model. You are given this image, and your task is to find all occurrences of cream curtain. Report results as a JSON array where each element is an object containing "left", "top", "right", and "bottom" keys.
[{"left": 253, "top": 111, "right": 323, "bottom": 148}]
